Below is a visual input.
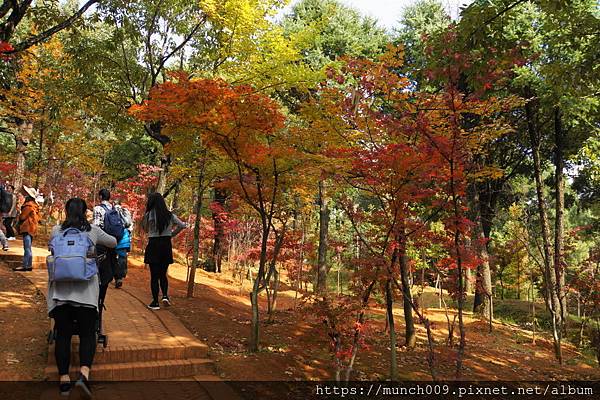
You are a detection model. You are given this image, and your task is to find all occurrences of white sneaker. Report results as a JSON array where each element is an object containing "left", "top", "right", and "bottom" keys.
[{"left": 7, "top": 237, "right": 15, "bottom": 241}]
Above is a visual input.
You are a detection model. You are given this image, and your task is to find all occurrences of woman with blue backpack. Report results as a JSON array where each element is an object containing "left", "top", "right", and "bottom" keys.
[{"left": 47, "top": 197, "right": 116, "bottom": 398}]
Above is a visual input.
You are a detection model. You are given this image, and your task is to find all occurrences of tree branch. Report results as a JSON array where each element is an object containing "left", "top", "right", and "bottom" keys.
[{"left": 10, "top": 0, "right": 99, "bottom": 53}]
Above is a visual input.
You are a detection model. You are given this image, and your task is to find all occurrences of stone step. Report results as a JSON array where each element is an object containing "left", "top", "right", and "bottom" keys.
[
  {"left": 4, "top": 259, "right": 46, "bottom": 269},
  {"left": 45, "top": 358, "right": 214, "bottom": 381},
  {"left": 47, "top": 343, "right": 209, "bottom": 365},
  {"left": 1, "top": 254, "right": 47, "bottom": 263}
]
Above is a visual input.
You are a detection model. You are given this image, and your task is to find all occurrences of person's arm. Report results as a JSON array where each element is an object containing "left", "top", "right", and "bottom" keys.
[
  {"left": 140, "top": 212, "right": 149, "bottom": 233},
  {"left": 18, "top": 206, "right": 32, "bottom": 222},
  {"left": 170, "top": 214, "right": 187, "bottom": 237},
  {"left": 94, "top": 226, "right": 117, "bottom": 248}
]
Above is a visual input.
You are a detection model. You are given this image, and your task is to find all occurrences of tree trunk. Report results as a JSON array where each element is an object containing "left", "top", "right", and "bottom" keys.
[
  {"left": 211, "top": 187, "right": 227, "bottom": 273},
  {"left": 249, "top": 216, "right": 270, "bottom": 352},
  {"left": 35, "top": 124, "right": 45, "bottom": 187},
  {"left": 14, "top": 121, "right": 32, "bottom": 190},
  {"left": 553, "top": 106, "right": 567, "bottom": 324},
  {"left": 316, "top": 180, "right": 330, "bottom": 294},
  {"left": 385, "top": 279, "right": 398, "bottom": 380},
  {"left": 472, "top": 184, "right": 494, "bottom": 321},
  {"left": 156, "top": 154, "right": 171, "bottom": 195},
  {"left": 145, "top": 122, "right": 171, "bottom": 194},
  {"left": 517, "top": 261, "right": 521, "bottom": 300},
  {"left": 526, "top": 97, "right": 562, "bottom": 364},
  {"left": 171, "top": 181, "right": 181, "bottom": 213},
  {"left": 187, "top": 165, "right": 206, "bottom": 298},
  {"left": 399, "top": 236, "right": 416, "bottom": 349},
  {"left": 464, "top": 266, "right": 472, "bottom": 294}
]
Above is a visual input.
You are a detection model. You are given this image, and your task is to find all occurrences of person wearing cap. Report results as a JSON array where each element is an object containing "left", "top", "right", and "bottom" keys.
[{"left": 14, "top": 186, "right": 42, "bottom": 272}]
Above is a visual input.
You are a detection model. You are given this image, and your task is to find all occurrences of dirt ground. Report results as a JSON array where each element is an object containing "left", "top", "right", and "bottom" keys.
[
  {"left": 0, "top": 263, "right": 48, "bottom": 380},
  {"left": 2, "top": 251, "right": 600, "bottom": 383},
  {"left": 123, "top": 256, "right": 600, "bottom": 382}
]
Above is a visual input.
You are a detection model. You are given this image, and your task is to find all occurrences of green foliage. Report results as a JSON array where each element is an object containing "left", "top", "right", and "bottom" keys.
[
  {"left": 105, "top": 135, "right": 160, "bottom": 181},
  {"left": 282, "top": 0, "right": 389, "bottom": 68},
  {"left": 393, "top": 0, "right": 450, "bottom": 85}
]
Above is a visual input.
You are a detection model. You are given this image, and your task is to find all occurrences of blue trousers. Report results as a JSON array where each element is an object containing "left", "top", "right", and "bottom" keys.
[{"left": 22, "top": 233, "right": 32, "bottom": 267}]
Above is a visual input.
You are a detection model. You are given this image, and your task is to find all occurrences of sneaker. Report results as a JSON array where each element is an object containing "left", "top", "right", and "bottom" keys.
[
  {"left": 115, "top": 279, "right": 123, "bottom": 289},
  {"left": 7, "top": 237, "right": 15, "bottom": 241},
  {"left": 147, "top": 301, "right": 160, "bottom": 310},
  {"left": 59, "top": 382, "right": 71, "bottom": 397},
  {"left": 161, "top": 296, "right": 171, "bottom": 306},
  {"left": 12, "top": 266, "right": 32, "bottom": 272},
  {"left": 2, "top": 246, "right": 7, "bottom": 251},
  {"left": 73, "top": 373, "right": 92, "bottom": 400}
]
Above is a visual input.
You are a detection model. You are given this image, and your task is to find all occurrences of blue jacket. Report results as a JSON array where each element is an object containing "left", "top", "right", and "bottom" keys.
[{"left": 115, "top": 229, "right": 131, "bottom": 256}]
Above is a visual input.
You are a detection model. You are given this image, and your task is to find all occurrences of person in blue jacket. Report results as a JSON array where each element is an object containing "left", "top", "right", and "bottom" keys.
[{"left": 114, "top": 201, "right": 132, "bottom": 288}]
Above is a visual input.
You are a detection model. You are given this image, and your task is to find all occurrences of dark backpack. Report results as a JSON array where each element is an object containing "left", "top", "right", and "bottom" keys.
[
  {"left": 101, "top": 204, "right": 125, "bottom": 240},
  {"left": 0, "top": 186, "right": 12, "bottom": 213}
]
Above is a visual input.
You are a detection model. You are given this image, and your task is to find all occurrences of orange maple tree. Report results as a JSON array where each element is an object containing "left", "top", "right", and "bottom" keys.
[{"left": 130, "top": 72, "right": 307, "bottom": 351}]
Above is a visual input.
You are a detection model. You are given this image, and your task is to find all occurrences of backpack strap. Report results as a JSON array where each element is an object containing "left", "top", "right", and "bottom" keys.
[{"left": 62, "top": 228, "right": 82, "bottom": 236}]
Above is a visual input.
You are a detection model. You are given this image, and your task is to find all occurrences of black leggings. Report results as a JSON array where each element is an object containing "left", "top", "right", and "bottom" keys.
[
  {"left": 53, "top": 305, "right": 97, "bottom": 376},
  {"left": 149, "top": 263, "right": 169, "bottom": 302}
]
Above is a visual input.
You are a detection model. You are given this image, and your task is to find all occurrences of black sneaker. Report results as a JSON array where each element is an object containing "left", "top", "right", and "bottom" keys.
[
  {"left": 2, "top": 246, "right": 8, "bottom": 251},
  {"left": 161, "top": 296, "right": 171, "bottom": 306},
  {"left": 12, "top": 266, "right": 32, "bottom": 272},
  {"left": 115, "top": 279, "right": 123, "bottom": 289},
  {"left": 147, "top": 301, "right": 160, "bottom": 310},
  {"left": 59, "top": 382, "right": 71, "bottom": 396},
  {"left": 74, "top": 373, "right": 92, "bottom": 400}
]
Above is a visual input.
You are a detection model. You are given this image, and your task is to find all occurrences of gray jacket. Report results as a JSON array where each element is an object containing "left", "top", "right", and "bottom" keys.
[
  {"left": 47, "top": 225, "right": 117, "bottom": 315},
  {"left": 141, "top": 211, "right": 186, "bottom": 238},
  {"left": 7, "top": 193, "right": 17, "bottom": 217}
]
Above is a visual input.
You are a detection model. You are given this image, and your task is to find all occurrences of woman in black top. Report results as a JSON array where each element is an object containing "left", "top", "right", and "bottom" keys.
[{"left": 141, "top": 193, "right": 186, "bottom": 310}]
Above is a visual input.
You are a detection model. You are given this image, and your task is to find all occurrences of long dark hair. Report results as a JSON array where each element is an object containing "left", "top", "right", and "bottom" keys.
[
  {"left": 145, "top": 192, "right": 171, "bottom": 233},
  {"left": 61, "top": 198, "right": 91, "bottom": 232}
]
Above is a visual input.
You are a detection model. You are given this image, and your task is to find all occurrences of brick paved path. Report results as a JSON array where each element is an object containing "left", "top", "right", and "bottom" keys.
[{"left": 0, "top": 240, "right": 240, "bottom": 400}]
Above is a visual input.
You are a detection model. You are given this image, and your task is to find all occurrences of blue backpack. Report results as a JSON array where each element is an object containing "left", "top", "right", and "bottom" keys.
[
  {"left": 102, "top": 204, "right": 125, "bottom": 240},
  {"left": 47, "top": 228, "right": 98, "bottom": 282}
]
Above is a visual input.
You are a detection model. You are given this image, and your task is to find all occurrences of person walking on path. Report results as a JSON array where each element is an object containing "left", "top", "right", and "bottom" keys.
[
  {"left": 113, "top": 201, "right": 133, "bottom": 288},
  {"left": 0, "top": 221, "right": 8, "bottom": 251},
  {"left": 13, "top": 186, "right": 41, "bottom": 271},
  {"left": 3, "top": 184, "right": 18, "bottom": 239},
  {"left": 92, "top": 189, "right": 123, "bottom": 300},
  {"left": 48, "top": 197, "right": 117, "bottom": 398},
  {"left": 141, "top": 192, "right": 187, "bottom": 310}
]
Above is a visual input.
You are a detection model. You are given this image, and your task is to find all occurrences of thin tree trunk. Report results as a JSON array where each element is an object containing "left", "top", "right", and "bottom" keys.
[
  {"left": 526, "top": 97, "right": 562, "bottom": 364},
  {"left": 187, "top": 163, "right": 206, "bottom": 298},
  {"left": 250, "top": 215, "right": 270, "bottom": 352},
  {"left": 35, "top": 124, "right": 44, "bottom": 187},
  {"left": 578, "top": 309, "right": 587, "bottom": 349},
  {"left": 294, "top": 223, "right": 305, "bottom": 308},
  {"left": 210, "top": 186, "right": 227, "bottom": 273},
  {"left": 437, "top": 274, "right": 442, "bottom": 309},
  {"left": 449, "top": 158, "right": 466, "bottom": 378},
  {"left": 472, "top": 187, "right": 493, "bottom": 320},
  {"left": 14, "top": 121, "right": 32, "bottom": 190},
  {"left": 399, "top": 239, "right": 416, "bottom": 349},
  {"left": 385, "top": 279, "right": 398, "bottom": 380},
  {"left": 554, "top": 106, "right": 567, "bottom": 324},
  {"left": 316, "top": 180, "right": 330, "bottom": 293}
]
